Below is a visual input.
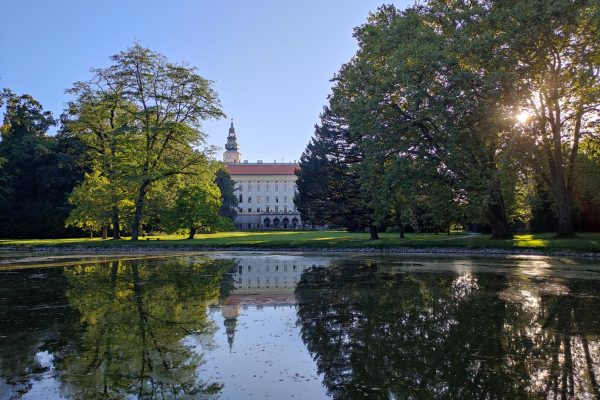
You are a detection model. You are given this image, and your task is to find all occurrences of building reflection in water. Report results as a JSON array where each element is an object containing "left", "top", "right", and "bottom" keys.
[{"left": 218, "top": 254, "right": 329, "bottom": 350}]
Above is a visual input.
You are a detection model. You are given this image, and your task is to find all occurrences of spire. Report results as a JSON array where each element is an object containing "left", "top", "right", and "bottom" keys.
[{"left": 225, "top": 119, "right": 239, "bottom": 151}]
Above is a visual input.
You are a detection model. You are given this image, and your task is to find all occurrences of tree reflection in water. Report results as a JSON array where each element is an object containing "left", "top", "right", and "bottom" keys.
[
  {"left": 295, "top": 260, "right": 600, "bottom": 399},
  {"left": 0, "top": 257, "right": 235, "bottom": 399}
]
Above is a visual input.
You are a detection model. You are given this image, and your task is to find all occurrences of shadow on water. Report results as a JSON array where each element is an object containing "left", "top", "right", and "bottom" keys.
[
  {"left": 0, "top": 257, "right": 235, "bottom": 399},
  {"left": 295, "top": 258, "right": 600, "bottom": 400}
]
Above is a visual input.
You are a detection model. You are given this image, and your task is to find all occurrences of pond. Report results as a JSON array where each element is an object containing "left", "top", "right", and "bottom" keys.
[{"left": 0, "top": 252, "right": 599, "bottom": 399}]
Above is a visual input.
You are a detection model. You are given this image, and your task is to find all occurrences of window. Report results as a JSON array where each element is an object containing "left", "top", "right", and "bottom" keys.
[
  {"left": 257, "top": 196, "right": 261, "bottom": 203},
  {"left": 284, "top": 196, "right": 287, "bottom": 203},
  {"left": 248, "top": 207, "right": 252, "bottom": 213},
  {"left": 266, "top": 205, "right": 270, "bottom": 212},
  {"left": 248, "top": 196, "right": 252, "bottom": 204},
  {"left": 239, "top": 194, "right": 243, "bottom": 203},
  {"left": 256, "top": 207, "right": 261, "bottom": 213},
  {"left": 239, "top": 184, "right": 243, "bottom": 192},
  {"left": 275, "top": 205, "right": 279, "bottom": 212},
  {"left": 275, "top": 184, "right": 278, "bottom": 191},
  {"left": 248, "top": 265, "right": 251, "bottom": 272},
  {"left": 284, "top": 205, "right": 288, "bottom": 212},
  {"left": 266, "top": 196, "right": 270, "bottom": 203},
  {"left": 275, "top": 197, "right": 279, "bottom": 203}
]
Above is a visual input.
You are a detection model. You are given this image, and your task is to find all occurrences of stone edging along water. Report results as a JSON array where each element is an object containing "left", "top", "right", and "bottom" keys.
[{"left": 2, "top": 245, "right": 600, "bottom": 259}]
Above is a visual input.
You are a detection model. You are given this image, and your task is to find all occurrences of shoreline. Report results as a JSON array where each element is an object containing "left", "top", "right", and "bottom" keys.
[{"left": 2, "top": 245, "right": 600, "bottom": 259}]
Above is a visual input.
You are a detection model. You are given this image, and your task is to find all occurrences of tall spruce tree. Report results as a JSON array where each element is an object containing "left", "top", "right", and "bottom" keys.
[
  {"left": 215, "top": 168, "right": 238, "bottom": 222},
  {"left": 294, "top": 108, "right": 372, "bottom": 233}
]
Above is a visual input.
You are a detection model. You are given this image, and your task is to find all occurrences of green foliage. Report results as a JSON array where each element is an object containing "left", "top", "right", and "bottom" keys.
[
  {"left": 303, "top": 0, "right": 599, "bottom": 238},
  {"left": 496, "top": 0, "right": 600, "bottom": 236},
  {"left": 295, "top": 108, "right": 371, "bottom": 231},
  {"left": 215, "top": 168, "right": 238, "bottom": 222},
  {"left": 0, "top": 89, "right": 86, "bottom": 238},
  {"left": 164, "top": 180, "right": 230, "bottom": 238},
  {"left": 574, "top": 139, "right": 600, "bottom": 230},
  {"left": 327, "top": 4, "right": 519, "bottom": 238},
  {"left": 66, "top": 43, "right": 225, "bottom": 240},
  {"left": 65, "top": 171, "right": 135, "bottom": 236}
]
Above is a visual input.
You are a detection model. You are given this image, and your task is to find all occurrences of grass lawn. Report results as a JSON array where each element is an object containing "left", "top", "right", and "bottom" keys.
[{"left": 1, "top": 231, "right": 599, "bottom": 252}]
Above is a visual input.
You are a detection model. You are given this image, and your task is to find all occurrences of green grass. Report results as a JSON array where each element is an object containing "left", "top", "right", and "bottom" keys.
[{"left": 1, "top": 231, "right": 599, "bottom": 252}]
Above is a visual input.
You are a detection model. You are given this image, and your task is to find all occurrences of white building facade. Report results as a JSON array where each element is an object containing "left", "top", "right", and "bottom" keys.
[{"left": 223, "top": 122, "right": 303, "bottom": 230}]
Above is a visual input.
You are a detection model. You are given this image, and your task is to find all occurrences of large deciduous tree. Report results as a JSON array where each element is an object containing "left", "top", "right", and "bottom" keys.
[
  {"left": 498, "top": 0, "right": 600, "bottom": 237},
  {"left": 67, "top": 44, "right": 225, "bottom": 240},
  {"left": 330, "top": 4, "right": 519, "bottom": 239}
]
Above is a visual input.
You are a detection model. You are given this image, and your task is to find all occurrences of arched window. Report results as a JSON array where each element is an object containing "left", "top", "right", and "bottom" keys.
[
  {"left": 282, "top": 218, "right": 289, "bottom": 229},
  {"left": 273, "top": 218, "right": 280, "bottom": 228},
  {"left": 263, "top": 218, "right": 271, "bottom": 228},
  {"left": 291, "top": 218, "right": 299, "bottom": 229}
]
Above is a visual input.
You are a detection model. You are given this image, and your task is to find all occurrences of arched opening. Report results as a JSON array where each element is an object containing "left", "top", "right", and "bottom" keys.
[
  {"left": 291, "top": 218, "right": 299, "bottom": 229},
  {"left": 282, "top": 218, "right": 289, "bottom": 229},
  {"left": 273, "top": 218, "right": 280, "bottom": 228},
  {"left": 263, "top": 218, "right": 271, "bottom": 228}
]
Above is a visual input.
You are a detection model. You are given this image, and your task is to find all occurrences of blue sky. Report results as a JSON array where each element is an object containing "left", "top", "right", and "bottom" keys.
[{"left": 0, "top": 0, "right": 409, "bottom": 163}]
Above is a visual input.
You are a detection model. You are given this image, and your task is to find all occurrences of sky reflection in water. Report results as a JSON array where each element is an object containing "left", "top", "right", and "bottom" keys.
[{"left": 0, "top": 253, "right": 599, "bottom": 399}]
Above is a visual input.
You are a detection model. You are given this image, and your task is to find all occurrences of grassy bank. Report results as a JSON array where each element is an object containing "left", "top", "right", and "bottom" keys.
[{"left": 1, "top": 231, "right": 599, "bottom": 253}]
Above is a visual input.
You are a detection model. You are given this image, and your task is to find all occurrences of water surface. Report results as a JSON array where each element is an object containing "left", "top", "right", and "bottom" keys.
[{"left": 0, "top": 252, "right": 599, "bottom": 399}]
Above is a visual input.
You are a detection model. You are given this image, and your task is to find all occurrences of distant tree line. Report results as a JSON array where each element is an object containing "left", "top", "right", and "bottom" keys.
[
  {"left": 295, "top": 0, "right": 600, "bottom": 239},
  {"left": 0, "top": 44, "right": 238, "bottom": 239}
]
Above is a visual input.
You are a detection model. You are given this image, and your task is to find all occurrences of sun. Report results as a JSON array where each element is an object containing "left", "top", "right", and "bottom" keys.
[{"left": 516, "top": 111, "right": 530, "bottom": 124}]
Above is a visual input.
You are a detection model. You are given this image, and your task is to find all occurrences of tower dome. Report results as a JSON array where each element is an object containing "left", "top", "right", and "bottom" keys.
[{"left": 223, "top": 120, "right": 241, "bottom": 163}]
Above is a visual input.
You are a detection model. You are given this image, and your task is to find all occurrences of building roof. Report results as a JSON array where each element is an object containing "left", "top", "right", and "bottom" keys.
[{"left": 225, "top": 163, "right": 298, "bottom": 175}]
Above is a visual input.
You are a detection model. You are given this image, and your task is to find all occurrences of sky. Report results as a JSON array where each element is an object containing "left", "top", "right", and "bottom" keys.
[{"left": 0, "top": 0, "right": 410, "bottom": 163}]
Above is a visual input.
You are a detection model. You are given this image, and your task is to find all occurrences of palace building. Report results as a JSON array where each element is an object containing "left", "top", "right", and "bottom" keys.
[{"left": 223, "top": 121, "right": 302, "bottom": 230}]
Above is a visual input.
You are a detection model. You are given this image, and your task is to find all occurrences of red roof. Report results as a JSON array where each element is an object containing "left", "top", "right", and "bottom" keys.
[{"left": 226, "top": 163, "right": 298, "bottom": 175}]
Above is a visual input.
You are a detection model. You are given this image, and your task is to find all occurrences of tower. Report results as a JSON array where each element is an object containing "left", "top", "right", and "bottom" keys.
[{"left": 223, "top": 120, "right": 241, "bottom": 164}]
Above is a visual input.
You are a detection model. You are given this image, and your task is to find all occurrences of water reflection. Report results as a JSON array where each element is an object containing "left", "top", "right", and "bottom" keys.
[
  {"left": 295, "top": 259, "right": 600, "bottom": 399},
  {"left": 0, "top": 257, "right": 234, "bottom": 399},
  {"left": 217, "top": 255, "right": 328, "bottom": 353},
  {"left": 1, "top": 254, "right": 599, "bottom": 399}
]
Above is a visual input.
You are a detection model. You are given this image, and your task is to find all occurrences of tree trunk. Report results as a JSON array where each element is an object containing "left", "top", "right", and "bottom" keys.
[
  {"left": 396, "top": 203, "right": 404, "bottom": 239},
  {"left": 111, "top": 206, "right": 121, "bottom": 240},
  {"left": 131, "top": 182, "right": 149, "bottom": 241},
  {"left": 188, "top": 227, "right": 197, "bottom": 240},
  {"left": 554, "top": 187, "right": 576, "bottom": 238},
  {"left": 369, "top": 225, "right": 379, "bottom": 240},
  {"left": 89, "top": 227, "right": 93, "bottom": 239},
  {"left": 102, "top": 225, "right": 108, "bottom": 240},
  {"left": 486, "top": 181, "right": 513, "bottom": 239}
]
